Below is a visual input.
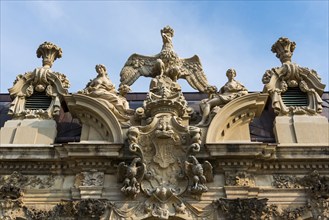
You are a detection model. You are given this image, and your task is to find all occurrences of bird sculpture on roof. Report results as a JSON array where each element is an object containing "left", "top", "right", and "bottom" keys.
[{"left": 119, "top": 26, "right": 211, "bottom": 92}]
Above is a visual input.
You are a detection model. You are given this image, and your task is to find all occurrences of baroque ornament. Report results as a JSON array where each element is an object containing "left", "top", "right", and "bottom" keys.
[
  {"left": 120, "top": 25, "right": 211, "bottom": 92},
  {"left": 8, "top": 42, "right": 70, "bottom": 119},
  {"left": 1, "top": 26, "right": 328, "bottom": 220},
  {"left": 114, "top": 26, "right": 214, "bottom": 218},
  {"left": 262, "top": 37, "right": 326, "bottom": 116},
  {"left": 75, "top": 169, "right": 105, "bottom": 187},
  {"left": 79, "top": 64, "right": 133, "bottom": 125},
  {"left": 198, "top": 68, "right": 248, "bottom": 126},
  {"left": 225, "top": 171, "right": 255, "bottom": 187}
]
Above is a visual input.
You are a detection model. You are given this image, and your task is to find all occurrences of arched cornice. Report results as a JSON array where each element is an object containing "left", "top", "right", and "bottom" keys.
[
  {"left": 64, "top": 94, "right": 123, "bottom": 143},
  {"left": 206, "top": 93, "right": 268, "bottom": 143}
]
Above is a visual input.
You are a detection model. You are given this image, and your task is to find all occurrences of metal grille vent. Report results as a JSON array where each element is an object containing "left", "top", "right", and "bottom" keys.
[
  {"left": 25, "top": 92, "right": 52, "bottom": 110},
  {"left": 282, "top": 87, "right": 308, "bottom": 107}
]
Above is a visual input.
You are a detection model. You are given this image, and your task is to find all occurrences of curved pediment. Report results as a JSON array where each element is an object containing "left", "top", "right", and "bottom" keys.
[
  {"left": 64, "top": 94, "right": 123, "bottom": 143},
  {"left": 206, "top": 93, "right": 268, "bottom": 143}
]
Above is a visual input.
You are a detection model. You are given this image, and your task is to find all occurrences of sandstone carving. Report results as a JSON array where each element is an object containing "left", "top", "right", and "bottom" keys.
[
  {"left": 79, "top": 64, "right": 133, "bottom": 125},
  {"left": 184, "top": 156, "right": 213, "bottom": 196},
  {"left": 117, "top": 157, "right": 146, "bottom": 198},
  {"left": 198, "top": 68, "right": 248, "bottom": 126},
  {"left": 75, "top": 199, "right": 106, "bottom": 219},
  {"left": 215, "top": 198, "right": 268, "bottom": 220},
  {"left": 8, "top": 42, "right": 69, "bottom": 119},
  {"left": 225, "top": 171, "right": 255, "bottom": 187},
  {"left": 299, "top": 170, "right": 329, "bottom": 199},
  {"left": 272, "top": 174, "right": 302, "bottom": 189},
  {"left": 262, "top": 37, "right": 326, "bottom": 116},
  {"left": 0, "top": 27, "right": 328, "bottom": 220},
  {"left": 75, "top": 169, "right": 104, "bottom": 187},
  {"left": 0, "top": 171, "right": 56, "bottom": 190},
  {"left": 120, "top": 25, "right": 211, "bottom": 92}
]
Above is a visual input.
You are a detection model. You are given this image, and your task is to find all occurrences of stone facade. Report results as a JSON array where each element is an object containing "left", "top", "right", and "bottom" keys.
[{"left": 0, "top": 27, "right": 328, "bottom": 220}]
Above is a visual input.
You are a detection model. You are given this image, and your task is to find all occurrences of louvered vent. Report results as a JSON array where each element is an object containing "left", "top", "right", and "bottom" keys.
[
  {"left": 282, "top": 87, "right": 308, "bottom": 107},
  {"left": 25, "top": 92, "right": 52, "bottom": 110}
]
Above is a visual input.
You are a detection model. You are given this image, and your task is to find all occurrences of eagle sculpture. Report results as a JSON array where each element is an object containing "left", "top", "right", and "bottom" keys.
[
  {"left": 184, "top": 155, "right": 213, "bottom": 193},
  {"left": 119, "top": 26, "right": 211, "bottom": 92},
  {"left": 117, "top": 157, "right": 146, "bottom": 198}
]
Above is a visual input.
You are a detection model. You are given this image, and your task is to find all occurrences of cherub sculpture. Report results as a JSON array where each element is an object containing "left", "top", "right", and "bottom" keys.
[
  {"left": 197, "top": 68, "right": 248, "bottom": 125},
  {"left": 117, "top": 157, "right": 146, "bottom": 198},
  {"left": 184, "top": 156, "right": 213, "bottom": 195},
  {"left": 119, "top": 26, "right": 211, "bottom": 92}
]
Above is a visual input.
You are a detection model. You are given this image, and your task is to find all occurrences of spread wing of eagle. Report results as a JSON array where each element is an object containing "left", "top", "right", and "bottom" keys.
[{"left": 119, "top": 26, "right": 211, "bottom": 92}]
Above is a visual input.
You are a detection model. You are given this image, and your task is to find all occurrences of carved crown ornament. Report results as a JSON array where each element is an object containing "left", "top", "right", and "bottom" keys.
[
  {"left": 8, "top": 41, "right": 70, "bottom": 119},
  {"left": 262, "top": 37, "right": 326, "bottom": 116}
]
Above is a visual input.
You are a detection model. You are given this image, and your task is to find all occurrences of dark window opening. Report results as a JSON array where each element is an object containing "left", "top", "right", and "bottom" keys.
[
  {"left": 25, "top": 92, "right": 52, "bottom": 110},
  {"left": 282, "top": 87, "right": 308, "bottom": 107}
]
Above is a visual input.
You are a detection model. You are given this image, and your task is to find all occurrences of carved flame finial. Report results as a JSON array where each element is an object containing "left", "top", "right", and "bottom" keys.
[
  {"left": 36, "top": 41, "right": 62, "bottom": 67},
  {"left": 271, "top": 37, "right": 296, "bottom": 64}
]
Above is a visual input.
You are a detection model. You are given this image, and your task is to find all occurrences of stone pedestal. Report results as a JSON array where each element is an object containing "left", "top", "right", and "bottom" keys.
[
  {"left": 274, "top": 115, "right": 329, "bottom": 144},
  {"left": 0, "top": 119, "right": 57, "bottom": 145}
]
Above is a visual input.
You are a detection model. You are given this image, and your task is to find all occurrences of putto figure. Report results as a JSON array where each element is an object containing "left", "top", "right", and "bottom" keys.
[{"left": 197, "top": 68, "right": 248, "bottom": 126}]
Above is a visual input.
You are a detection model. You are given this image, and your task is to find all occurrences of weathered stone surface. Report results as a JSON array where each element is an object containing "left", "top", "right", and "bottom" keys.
[{"left": 0, "top": 28, "right": 328, "bottom": 219}]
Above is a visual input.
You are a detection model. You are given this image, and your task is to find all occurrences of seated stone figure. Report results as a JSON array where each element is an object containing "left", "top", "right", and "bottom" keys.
[
  {"left": 197, "top": 68, "right": 248, "bottom": 126},
  {"left": 79, "top": 64, "right": 133, "bottom": 123}
]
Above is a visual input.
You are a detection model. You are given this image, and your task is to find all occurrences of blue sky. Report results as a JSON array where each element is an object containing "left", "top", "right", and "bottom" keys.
[{"left": 1, "top": 1, "right": 328, "bottom": 93}]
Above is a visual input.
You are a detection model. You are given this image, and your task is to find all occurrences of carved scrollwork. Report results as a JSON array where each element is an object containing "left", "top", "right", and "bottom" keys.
[
  {"left": 186, "top": 126, "right": 201, "bottom": 156},
  {"left": 215, "top": 198, "right": 269, "bottom": 220},
  {"left": 300, "top": 170, "right": 329, "bottom": 199},
  {"left": 127, "top": 126, "right": 144, "bottom": 160},
  {"left": 75, "top": 169, "right": 104, "bottom": 187},
  {"left": 75, "top": 199, "right": 106, "bottom": 219},
  {"left": 263, "top": 37, "right": 326, "bottom": 116},
  {"left": 225, "top": 171, "right": 255, "bottom": 187},
  {"left": 0, "top": 171, "right": 56, "bottom": 190},
  {"left": 272, "top": 174, "right": 302, "bottom": 189},
  {"left": 8, "top": 42, "right": 69, "bottom": 120}
]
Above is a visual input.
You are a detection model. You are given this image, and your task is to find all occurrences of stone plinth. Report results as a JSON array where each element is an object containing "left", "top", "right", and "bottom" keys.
[
  {"left": 274, "top": 115, "right": 329, "bottom": 144},
  {"left": 0, "top": 119, "right": 57, "bottom": 145}
]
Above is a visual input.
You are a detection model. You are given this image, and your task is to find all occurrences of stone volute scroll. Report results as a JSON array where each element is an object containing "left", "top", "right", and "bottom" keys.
[
  {"left": 0, "top": 42, "right": 70, "bottom": 145},
  {"left": 263, "top": 37, "right": 325, "bottom": 116},
  {"left": 8, "top": 42, "right": 69, "bottom": 120},
  {"left": 114, "top": 26, "right": 215, "bottom": 219},
  {"left": 262, "top": 37, "right": 328, "bottom": 144}
]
